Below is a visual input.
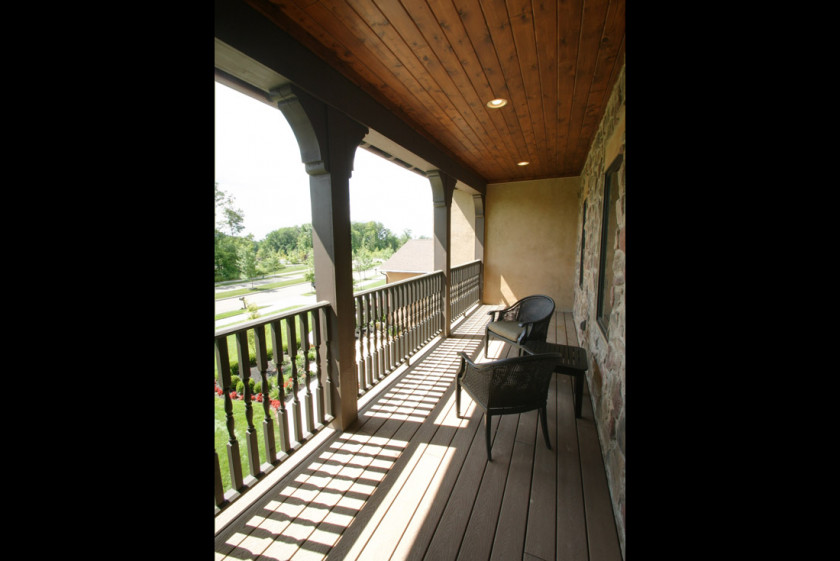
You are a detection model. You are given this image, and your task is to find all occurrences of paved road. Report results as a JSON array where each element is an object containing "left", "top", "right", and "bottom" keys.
[{"left": 215, "top": 269, "right": 384, "bottom": 330}]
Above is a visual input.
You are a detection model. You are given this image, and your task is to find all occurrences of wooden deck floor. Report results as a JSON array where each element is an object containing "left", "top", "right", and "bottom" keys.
[{"left": 214, "top": 305, "right": 622, "bottom": 561}]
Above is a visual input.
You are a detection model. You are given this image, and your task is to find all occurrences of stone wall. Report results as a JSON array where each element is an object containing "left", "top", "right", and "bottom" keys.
[{"left": 573, "top": 61, "right": 626, "bottom": 557}]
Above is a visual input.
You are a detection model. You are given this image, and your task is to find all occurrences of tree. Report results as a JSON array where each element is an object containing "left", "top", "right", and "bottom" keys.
[
  {"left": 304, "top": 253, "right": 316, "bottom": 287},
  {"left": 256, "top": 246, "right": 283, "bottom": 277},
  {"left": 214, "top": 231, "right": 240, "bottom": 281},
  {"left": 215, "top": 183, "right": 245, "bottom": 236},
  {"left": 215, "top": 183, "right": 249, "bottom": 281},
  {"left": 353, "top": 245, "right": 376, "bottom": 280},
  {"left": 237, "top": 237, "right": 259, "bottom": 287},
  {"left": 350, "top": 221, "right": 400, "bottom": 253},
  {"left": 255, "top": 221, "right": 408, "bottom": 276}
]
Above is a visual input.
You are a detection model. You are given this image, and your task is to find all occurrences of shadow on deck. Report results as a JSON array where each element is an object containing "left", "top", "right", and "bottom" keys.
[{"left": 214, "top": 304, "right": 622, "bottom": 560}]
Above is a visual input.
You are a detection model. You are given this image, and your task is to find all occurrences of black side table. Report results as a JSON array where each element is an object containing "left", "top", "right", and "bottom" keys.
[{"left": 520, "top": 341, "right": 588, "bottom": 418}]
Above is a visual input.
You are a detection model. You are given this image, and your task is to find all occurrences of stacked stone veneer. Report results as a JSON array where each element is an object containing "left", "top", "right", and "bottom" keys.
[{"left": 573, "top": 61, "right": 626, "bottom": 557}]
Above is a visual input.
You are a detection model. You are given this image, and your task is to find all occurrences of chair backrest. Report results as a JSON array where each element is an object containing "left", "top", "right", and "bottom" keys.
[
  {"left": 461, "top": 353, "right": 559, "bottom": 411},
  {"left": 517, "top": 295, "right": 555, "bottom": 323},
  {"left": 516, "top": 295, "right": 554, "bottom": 342}
]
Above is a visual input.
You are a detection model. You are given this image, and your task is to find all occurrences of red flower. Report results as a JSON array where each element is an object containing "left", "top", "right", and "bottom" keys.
[
  {"left": 256, "top": 393, "right": 263, "bottom": 402},
  {"left": 270, "top": 399, "right": 281, "bottom": 410},
  {"left": 215, "top": 387, "right": 223, "bottom": 396},
  {"left": 230, "top": 391, "right": 238, "bottom": 400}
]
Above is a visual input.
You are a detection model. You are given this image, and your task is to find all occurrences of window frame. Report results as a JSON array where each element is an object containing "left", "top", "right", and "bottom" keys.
[
  {"left": 578, "top": 199, "right": 587, "bottom": 288},
  {"left": 596, "top": 154, "right": 623, "bottom": 336}
]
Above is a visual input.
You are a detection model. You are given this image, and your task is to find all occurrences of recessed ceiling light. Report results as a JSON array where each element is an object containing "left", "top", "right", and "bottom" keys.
[
  {"left": 486, "top": 98, "right": 508, "bottom": 109},
  {"left": 517, "top": 161, "right": 530, "bottom": 166}
]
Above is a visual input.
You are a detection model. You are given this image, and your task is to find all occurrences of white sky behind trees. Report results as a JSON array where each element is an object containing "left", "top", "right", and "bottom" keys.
[{"left": 214, "top": 81, "right": 433, "bottom": 241}]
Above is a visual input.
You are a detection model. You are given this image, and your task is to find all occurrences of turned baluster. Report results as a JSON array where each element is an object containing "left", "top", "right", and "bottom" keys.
[
  {"left": 363, "top": 294, "right": 376, "bottom": 380},
  {"left": 355, "top": 295, "right": 365, "bottom": 392},
  {"left": 409, "top": 280, "right": 418, "bottom": 353},
  {"left": 396, "top": 283, "right": 405, "bottom": 363},
  {"left": 300, "top": 311, "right": 315, "bottom": 436},
  {"left": 375, "top": 290, "right": 384, "bottom": 379},
  {"left": 254, "top": 324, "right": 275, "bottom": 464},
  {"left": 312, "top": 306, "right": 326, "bottom": 425},
  {"left": 319, "top": 307, "right": 333, "bottom": 419},
  {"left": 269, "top": 320, "right": 291, "bottom": 455},
  {"left": 384, "top": 286, "right": 393, "bottom": 372},
  {"left": 215, "top": 337, "right": 243, "bottom": 491},
  {"left": 423, "top": 276, "right": 430, "bottom": 343},
  {"left": 286, "top": 315, "right": 303, "bottom": 444},
  {"left": 236, "top": 330, "right": 260, "bottom": 477}
]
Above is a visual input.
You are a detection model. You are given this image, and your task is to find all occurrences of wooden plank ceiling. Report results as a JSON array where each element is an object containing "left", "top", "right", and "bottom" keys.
[{"left": 241, "top": 0, "right": 625, "bottom": 184}]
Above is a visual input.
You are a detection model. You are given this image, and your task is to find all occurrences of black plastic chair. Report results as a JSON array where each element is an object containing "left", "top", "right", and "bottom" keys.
[
  {"left": 455, "top": 352, "right": 560, "bottom": 461},
  {"left": 485, "top": 295, "right": 555, "bottom": 358}
]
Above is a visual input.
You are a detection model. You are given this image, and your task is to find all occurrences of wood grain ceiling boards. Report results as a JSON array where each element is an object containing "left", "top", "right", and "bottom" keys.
[{"left": 243, "top": 0, "right": 625, "bottom": 184}]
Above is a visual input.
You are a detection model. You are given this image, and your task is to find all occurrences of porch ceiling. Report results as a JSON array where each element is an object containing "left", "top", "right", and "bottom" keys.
[{"left": 216, "top": 0, "right": 625, "bottom": 186}]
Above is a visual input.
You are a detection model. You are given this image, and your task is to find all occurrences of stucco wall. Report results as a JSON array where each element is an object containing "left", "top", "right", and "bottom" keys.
[
  {"left": 573, "top": 62, "right": 626, "bottom": 557},
  {"left": 451, "top": 189, "right": 476, "bottom": 267},
  {"left": 483, "top": 177, "right": 580, "bottom": 311}
]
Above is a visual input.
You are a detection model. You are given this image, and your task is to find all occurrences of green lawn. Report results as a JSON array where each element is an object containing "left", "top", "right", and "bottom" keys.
[
  {"left": 215, "top": 271, "right": 386, "bottom": 495},
  {"left": 214, "top": 318, "right": 314, "bottom": 381},
  {"left": 215, "top": 395, "right": 280, "bottom": 494},
  {"left": 214, "top": 276, "right": 309, "bottom": 300},
  {"left": 215, "top": 304, "right": 303, "bottom": 325}
]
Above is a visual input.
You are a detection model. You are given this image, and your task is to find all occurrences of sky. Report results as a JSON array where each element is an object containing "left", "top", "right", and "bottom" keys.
[{"left": 214, "top": 81, "right": 433, "bottom": 241}]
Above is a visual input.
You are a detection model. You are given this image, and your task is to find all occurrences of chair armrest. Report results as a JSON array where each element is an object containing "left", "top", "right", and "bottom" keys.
[
  {"left": 457, "top": 351, "right": 471, "bottom": 378},
  {"left": 516, "top": 319, "right": 536, "bottom": 341},
  {"left": 489, "top": 302, "right": 517, "bottom": 322}
]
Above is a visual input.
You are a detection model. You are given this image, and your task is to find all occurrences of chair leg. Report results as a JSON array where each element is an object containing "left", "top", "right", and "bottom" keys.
[
  {"left": 485, "top": 413, "right": 493, "bottom": 461},
  {"left": 484, "top": 328, "right": 490, "bottom": 357},
  {"left": 456, "top": 381, "right": 462, "bottom": 418},
  {"left": 539, "top": 407, "right": 551, "bottom": 450}
]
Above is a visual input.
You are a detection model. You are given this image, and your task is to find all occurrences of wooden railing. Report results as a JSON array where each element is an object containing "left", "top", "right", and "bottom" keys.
[
  {"left": 214, "top": 302, "right": 333, "bottom": 512},
  {"left": 450, "top": 259, "right": 482, "bottom": 321},
  {"left": 214, "top": 261, "right": 482, "bottom": 514},
  {"left": 354, "top": 271, "right": 444, "bottom": 395}
]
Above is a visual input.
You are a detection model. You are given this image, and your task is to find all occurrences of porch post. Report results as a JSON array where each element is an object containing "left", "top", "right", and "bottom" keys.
[
  {"left": 428, "top": 170, "right": 455, "bottom": 337},
  {"left": 272, "top": 84, "right": 367, "bottom": 431},
  {"left": 473, "top": 194, "right": 485, "bottom": 302}
]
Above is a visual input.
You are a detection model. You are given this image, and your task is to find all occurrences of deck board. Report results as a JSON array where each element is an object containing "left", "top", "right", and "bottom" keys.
[
  {"left": 215, "top": 307, "right": 622, "bottom": 561},
  {"left": 524, "top": 372, "right": 558, "bottom": 561},
  {"left": 578, "top": 392, "right": 623, "bottom": 561},
  {"left": 456, "top": 412, "right": 519, "bottom": 561}
]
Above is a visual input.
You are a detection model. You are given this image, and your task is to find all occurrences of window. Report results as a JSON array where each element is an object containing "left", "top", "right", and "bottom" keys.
[{"left": 596, "top": 155, "right": 623, "bottom": 335}]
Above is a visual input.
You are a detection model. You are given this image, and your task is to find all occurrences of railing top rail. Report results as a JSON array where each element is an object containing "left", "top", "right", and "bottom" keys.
[
  {"left": 450, "top": 259, "right": 483, "bottom": 271},
  {"left": 353, "top": 269, "right": 445, "bottom": 297},
  {"left": 214, "top": 300, "right": 332, "bottom": 338}
]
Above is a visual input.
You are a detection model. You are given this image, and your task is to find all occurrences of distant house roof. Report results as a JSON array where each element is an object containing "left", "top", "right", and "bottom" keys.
[{"left": 379, "top": 239, "right": 434, "bottom": 273}]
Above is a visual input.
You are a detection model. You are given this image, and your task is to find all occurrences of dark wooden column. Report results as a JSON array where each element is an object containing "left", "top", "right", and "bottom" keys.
[
  {"left": 428, "top": 170, "right": 455, "bottom": 337},
  {"left": 272, "top": 84, "right": 367, "bottom": 431},
  {"left": 473, "top": 194, "right": 485, "bottom": 302}
]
